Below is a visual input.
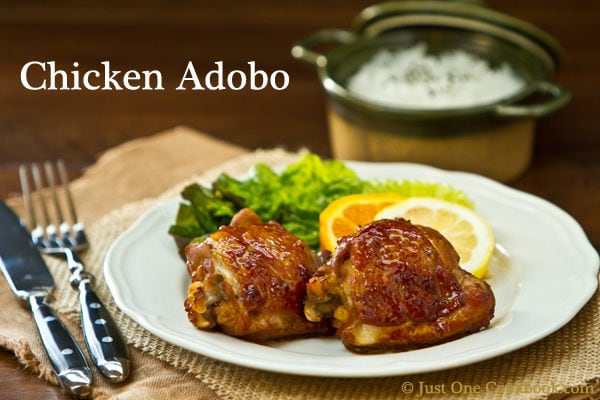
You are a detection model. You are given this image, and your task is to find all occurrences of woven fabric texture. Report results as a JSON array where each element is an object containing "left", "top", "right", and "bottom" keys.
[{"left": 1, "top": 128, "right": 598, "bottom": 399}]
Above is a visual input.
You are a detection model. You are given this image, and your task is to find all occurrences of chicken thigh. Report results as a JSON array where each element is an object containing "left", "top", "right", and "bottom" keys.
[
  {"left": 304, "top": 218, "right": 495, "bottom": 353},
  {"left": 184, "top": 208, "right": 329, "bottom": 341}
]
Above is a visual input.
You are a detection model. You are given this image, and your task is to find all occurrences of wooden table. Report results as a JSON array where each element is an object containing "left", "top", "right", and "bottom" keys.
[{"left": 0, "top": 1, "right": 598, "bottom": 398}]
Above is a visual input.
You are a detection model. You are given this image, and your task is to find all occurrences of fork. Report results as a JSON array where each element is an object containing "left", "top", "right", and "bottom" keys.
[{"left": 19, "top": 160, "right": 130, "bottom": 383}]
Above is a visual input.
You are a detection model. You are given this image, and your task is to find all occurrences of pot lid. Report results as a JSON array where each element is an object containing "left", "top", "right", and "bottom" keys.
[{"left": 353, "top": 1, "right": 564, "bottom": 75}]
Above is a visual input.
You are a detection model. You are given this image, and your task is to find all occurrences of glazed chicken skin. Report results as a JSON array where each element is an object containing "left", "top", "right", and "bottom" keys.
[
  {"left": 305, "top": 218, "right": 495, "bottom": 353},
  {"left": 184, "top": 208, "right": 329, "bottom": 342}
]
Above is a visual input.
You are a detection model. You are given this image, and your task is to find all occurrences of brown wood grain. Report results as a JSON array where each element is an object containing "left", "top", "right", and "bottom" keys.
[{"left": 0, "top": 1, "right": 598, "bottom": 398}]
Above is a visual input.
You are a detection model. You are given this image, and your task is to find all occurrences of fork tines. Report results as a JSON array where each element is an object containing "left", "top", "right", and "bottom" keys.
[{"left": 19, "top": 161, "right": 86, "bottom": 250}]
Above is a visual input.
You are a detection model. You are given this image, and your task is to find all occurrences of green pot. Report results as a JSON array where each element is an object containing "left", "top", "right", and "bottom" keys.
[{"left": 292, "top": 1, "right": 570, "bottom": 181}]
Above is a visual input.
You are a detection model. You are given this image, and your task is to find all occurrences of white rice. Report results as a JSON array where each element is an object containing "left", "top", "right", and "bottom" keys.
[{"left": 346, "top": 43, "right": 524, "bottom": 109}]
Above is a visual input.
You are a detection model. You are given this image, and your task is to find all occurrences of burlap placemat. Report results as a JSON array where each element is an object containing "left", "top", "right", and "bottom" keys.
[{"left": 1, "top": 127, "right": 599, "bottom": 399}]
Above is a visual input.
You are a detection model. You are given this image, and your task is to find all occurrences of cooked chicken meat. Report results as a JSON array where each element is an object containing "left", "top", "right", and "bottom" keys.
[
  {"left": 184, "top": 208, "right": 329, "bottom": 341},
  {"left": 304, "top": 218, "right": 495, "bottom": 353}
]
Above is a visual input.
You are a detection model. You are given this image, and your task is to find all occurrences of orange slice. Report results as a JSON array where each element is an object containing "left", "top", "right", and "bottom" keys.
[{"left": 319, "top": 193, "right": 406, "bottom": 252}]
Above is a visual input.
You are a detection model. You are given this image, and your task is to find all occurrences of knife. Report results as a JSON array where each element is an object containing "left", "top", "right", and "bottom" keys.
[{"left": 0, "top": 200, "right": 92, "bottom": 397}]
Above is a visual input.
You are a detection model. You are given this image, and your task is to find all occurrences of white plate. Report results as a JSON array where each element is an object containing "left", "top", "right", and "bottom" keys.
[{"left": 104, "top": 162, "right": 599, "bottom": 378}]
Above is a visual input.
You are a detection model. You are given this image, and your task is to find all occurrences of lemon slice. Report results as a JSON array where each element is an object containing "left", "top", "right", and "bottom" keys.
[
  {"left": 319, "top": 193, "right": 406, "bottom": 252},
  {"left": 375, "top": 197, "right": 495, "bottom": 278}
]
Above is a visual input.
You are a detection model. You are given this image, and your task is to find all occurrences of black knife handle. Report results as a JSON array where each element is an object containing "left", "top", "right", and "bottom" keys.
[
  {"left": 29, "top": 295, "right": 93, "bottom": 398},
  {"left": 78, "top": 280, "right": 130, "bottom": 382}
]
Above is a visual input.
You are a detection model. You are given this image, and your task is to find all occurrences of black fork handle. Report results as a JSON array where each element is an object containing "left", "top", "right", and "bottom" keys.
[
  {"left": 67, "top": 251, "right": 130, "bottom": 382},
  {"left": 78, "top": 280, "right": 131, "bottom": 382}
]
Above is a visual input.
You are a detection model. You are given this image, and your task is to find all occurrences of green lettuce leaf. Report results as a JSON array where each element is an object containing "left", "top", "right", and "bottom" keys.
[{"left": 168, "top": 153, "right": 473, "bottom": 252}]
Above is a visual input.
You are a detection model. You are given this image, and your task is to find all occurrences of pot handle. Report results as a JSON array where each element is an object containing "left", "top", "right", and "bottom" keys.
[
  {"left": 494, "top": 81, "right": 571, "bottom": 118},
  {"left": 291, "top": 29, "right": 358, "bottom": 67}
]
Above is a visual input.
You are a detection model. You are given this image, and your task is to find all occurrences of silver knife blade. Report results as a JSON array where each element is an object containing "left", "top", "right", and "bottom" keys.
[
  {"left": 0, "top": 201, "right": 53, "bottom": 299},
  {"left": 0, "top": 200, "right": 93, "bottom": 397}
]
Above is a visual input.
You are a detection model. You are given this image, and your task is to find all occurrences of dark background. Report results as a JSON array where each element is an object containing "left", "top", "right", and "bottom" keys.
[
  {"left": 0, "top": 1, "right": 598, "bottom": 398},
  {"left": 0, "top": 1, "right": 596, "bottom": 194}
]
